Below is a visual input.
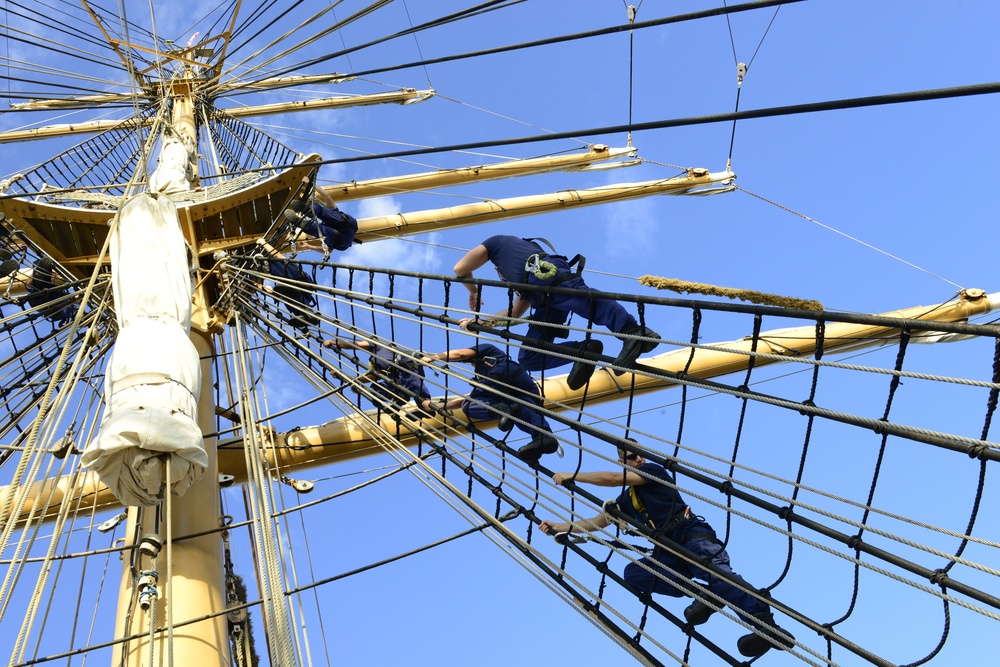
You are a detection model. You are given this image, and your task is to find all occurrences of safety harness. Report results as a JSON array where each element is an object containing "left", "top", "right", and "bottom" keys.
[
  {"left": 518, "top": 238, "right": 587, "bottom": 338},
  {"left": 623, "top": 487, "right": 719, "bottom": 546},
  {"left": 520, "top": 237, "right": 586, "bottom": 284}
]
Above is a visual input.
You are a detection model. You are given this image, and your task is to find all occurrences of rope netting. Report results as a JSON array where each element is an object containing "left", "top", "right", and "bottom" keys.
[
  {"left": 0, "top": 206, "right": 996, "bottom": 666},
  {"left": 199, "top": 242, "right": 999, "bottom": 667},
  {"left": 1, "top": 107, "right": 300, "bottom": 206},
  {"left": 0, "top": 205, "right": 1000, "bottom": 665},
  {"left": 0, "top": 1, "right": 995, "bottom": 663}
]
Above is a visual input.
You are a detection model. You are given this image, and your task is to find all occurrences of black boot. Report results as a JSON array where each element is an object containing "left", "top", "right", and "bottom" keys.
[
  {"left": 683, "top": 599, "right": 719, "bottom": 626},
  {"left": 612, "top": 324, "right": 660, "bottom": 375},
  {"left": 736, "top": 611, "right": 795, "bottom": 658},
  {"left": 566, "top": 339, "right": 604, "bottom": 390},
  {"left": 0, "top": 249, "right": 17, "bottom": 277},
  {"left": 493, "top": 402, "right": 517, "bottom": 432},
  {"left": 516, "top": 433, "right": 558, "bottom": 463}
]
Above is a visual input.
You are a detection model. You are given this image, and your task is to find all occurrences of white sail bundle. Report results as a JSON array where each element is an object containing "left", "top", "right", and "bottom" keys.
[
  {"left": 148, "top": 126, "right": 196, "bottom": 195},
  {"left": 82, "top": 194, "right": 206, "bottom": 506}
]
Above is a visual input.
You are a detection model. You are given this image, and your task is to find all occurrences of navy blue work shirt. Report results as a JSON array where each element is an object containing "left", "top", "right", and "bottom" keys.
[
  {"left": 481, "top": 235, "right": 544, "bottom": 285},
  {"left": 615, "top": 462, "right": 687, "bottom": 532}
]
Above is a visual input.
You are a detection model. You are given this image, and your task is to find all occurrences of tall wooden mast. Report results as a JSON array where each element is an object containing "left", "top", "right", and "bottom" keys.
[{"left": 112, "top": 64, "right": 229, "bottom": 667}]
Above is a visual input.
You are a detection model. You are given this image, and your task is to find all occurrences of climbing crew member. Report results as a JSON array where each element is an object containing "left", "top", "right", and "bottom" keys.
[
  {"left": 421, "top": 343, "right": 558, "bottom": 463},
  {"left": 285, "top": 174, "right": 358, "bottom": 255},
  {"left": 256, "top": 239, "right": 319, "bottom": 331},
  {"left": 454, "top": 235, "right": 660, "bottom": 391},
  {"left": 539, "top": 442, "right": 795, "bottom": 659},
  {"left": 324, "top": 337, "right": 431, "bottom": 416},
  {"left": 24, "top": 256, "right": 76, "bottom": 322}
]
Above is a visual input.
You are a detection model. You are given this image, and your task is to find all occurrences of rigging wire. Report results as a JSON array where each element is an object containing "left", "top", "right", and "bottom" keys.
[
  {"left": 735, "top": 184, "right": 965, "bottom": 289},
  {"left": 216, "top": 0, "right": 531, "bottom": 96},
  {"left": 0, "top": 2, "right": 995, "bottom": 662},
  {"left": 225, "top": 0, "right": 803, "bottom": 94},
  {"left": 400, "top": 0, "right": 433, "bottom": 89},
  {"left": 721, "top": 0, "right": 783, "bottom": 167}
]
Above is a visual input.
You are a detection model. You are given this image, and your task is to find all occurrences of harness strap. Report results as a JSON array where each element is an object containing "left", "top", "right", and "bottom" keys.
[{"left": 522, "top": 237, "right": 556, "bottom": 254}]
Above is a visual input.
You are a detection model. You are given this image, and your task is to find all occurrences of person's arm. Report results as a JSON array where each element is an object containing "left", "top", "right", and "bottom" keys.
[
  {"left": 420, "top": 395, "right": 465, "bottom": 412},
  {"left": 552, "top": 469, "right": 648, "bottom": 488},
  {"left": 313, "top": 185, "right": 338, "bottom": 209},
  {"left": 539, "top": 512, "right": 610, "bottom": 536},
  {"left": 323, "top": 338, "right": 372, "bottom": 352},
  {"left": 453, "top": 244, "right": 489, "bottom": 311},
  {"left": 499, "top": 295, "right": 530, "bottom": 319},
  {"left": 458, "top": 295, "right": 531, "bottom": 331},
  {"left": 255, "top": 238, "right": 284, "bottom": 259},
  {"left": 421, "top": 347, "right": 476, "bottom": 364}
]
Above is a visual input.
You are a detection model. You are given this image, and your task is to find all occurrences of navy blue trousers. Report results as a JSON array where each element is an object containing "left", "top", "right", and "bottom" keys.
[
  {"left": 519, "top": 257, "right": 637, "bottom": 372},
  {"left": 463, "top": 373, "right": 551, "bottom": 437},
  {"left": 369, "top": 371, "right": 430, "bottom": 408},
  {"left": 623, "top": 535, "right": 768, "bottom": 621}
]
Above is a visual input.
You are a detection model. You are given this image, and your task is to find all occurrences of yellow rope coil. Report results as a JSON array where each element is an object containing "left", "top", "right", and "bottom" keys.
[{"left": 638, "top": 275, "right": 823, "bottom": 312}]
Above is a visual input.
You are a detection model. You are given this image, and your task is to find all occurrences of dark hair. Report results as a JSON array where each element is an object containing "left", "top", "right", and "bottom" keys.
[{"left": 618, "top": 437, "right": 640, "bottom": 456}]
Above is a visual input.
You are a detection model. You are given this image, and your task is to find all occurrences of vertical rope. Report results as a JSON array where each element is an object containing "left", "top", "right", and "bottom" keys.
[{"left": 165, "top": 460, "right": 174, "bottom": 667}]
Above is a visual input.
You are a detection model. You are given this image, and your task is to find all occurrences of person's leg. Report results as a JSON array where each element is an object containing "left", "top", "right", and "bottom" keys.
[
  {"left": 517, "top": 327, "right": 580, "bottom": 372},
  {"left": 686, "top": 536, "right": 795, "bottom": 656},
  {"left": 546, "top": 276, "right": 660, "bottom": 373},
  {"left": 623, "top": 551, "right": 692, "bottom": 598},
  {"left": 548, "top": 278, "right": 637, "bottom": 334},
  {"left": 501, "top": 370, "right": 549, "bottom": 432}
]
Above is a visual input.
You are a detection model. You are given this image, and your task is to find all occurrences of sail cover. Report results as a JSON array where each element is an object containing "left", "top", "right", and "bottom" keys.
[{"left": 82, "top": 194, "right": 206, "bottom": 506}]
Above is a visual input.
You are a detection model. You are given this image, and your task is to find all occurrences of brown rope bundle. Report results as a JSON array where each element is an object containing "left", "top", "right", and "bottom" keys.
[{"left": 638, "top": 275, "right": 823, "bottom": 311}]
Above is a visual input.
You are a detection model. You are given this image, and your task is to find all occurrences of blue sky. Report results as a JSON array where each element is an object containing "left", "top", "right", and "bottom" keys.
[{"left": 1, "top": 1, "right": 998, "bottom": 666}]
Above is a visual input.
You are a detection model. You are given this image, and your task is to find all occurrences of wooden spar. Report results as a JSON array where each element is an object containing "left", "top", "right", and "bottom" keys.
[
  {"left": 322, "top": 144, "right": 639, "bottom": 202},
  {"left": 350, "top": 168, "right": 735, "bottom": 242},
  {"left": 192, "top": 170, "right": 728, "bottom": 257},
  {"left": 120, "top": 76, "right": 228, "bottom": 667},
  {"left": 1, "top": 147, "right": 641, "bottom": 272},
  {"left": 0, "top": 90, "right": 432, "bottom": 145},
  {"left": 221, "top": 88, "right": 435, "bottom": 119},
  {"left": 214, "top": 72, "right": 356, "bottom": 93},
  {"left": 5, "top": 289, "right": 995, "bottom": 523}
]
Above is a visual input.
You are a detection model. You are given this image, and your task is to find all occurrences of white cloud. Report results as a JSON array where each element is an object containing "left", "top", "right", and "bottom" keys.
[{"left": 602, "top": 197, "right": 659, "bottom": 260}]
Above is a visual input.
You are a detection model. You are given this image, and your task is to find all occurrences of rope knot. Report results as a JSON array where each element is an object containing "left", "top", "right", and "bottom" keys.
[
  {"left": 929, "top": 569, "right": 950, "bottom": 586},
  {"left": 967, "top": 444, "right": 988, "bottom": 460}
]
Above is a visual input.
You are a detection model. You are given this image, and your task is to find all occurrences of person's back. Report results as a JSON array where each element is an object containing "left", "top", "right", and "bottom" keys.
[
  {"left": 459, "top": 235, "right": 661, "bottom": 387},
  {"left": 481, "top": 235, "right": 543, "bottom": 285}
]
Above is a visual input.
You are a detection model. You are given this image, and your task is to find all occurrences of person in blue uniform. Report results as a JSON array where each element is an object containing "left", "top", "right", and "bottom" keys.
[
  {"left": 24, "top": 256, "right": 76, "bottom": 322},
  {"left": 421, "top": 343, "right": 558, "bottom": 463},
  {"left": 453, "top": 235, "right": 659, "bottom": 391},
  {"left": 256, "top": 239, "right": 319, "bottom": 330},
  {"left": 286, "top": 175, "right": 358, "bottom": 254},
  {"left": 539, "top": 443, "right": 795, "bottom": 659},
  {"left": 324, "top": 337, "right": 431, "bottom": 416}
]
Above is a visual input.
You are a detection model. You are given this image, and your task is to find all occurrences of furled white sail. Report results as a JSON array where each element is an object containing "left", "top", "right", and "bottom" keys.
[{"left": 82, "top": 193, "right": 205, "bottom": 506}]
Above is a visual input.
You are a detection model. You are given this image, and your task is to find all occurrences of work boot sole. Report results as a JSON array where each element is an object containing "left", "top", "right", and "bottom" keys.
[
  {"left": 737, "top": 626, "right": 795, "bottom": 657},
  {"left": 683, "top": 599, "right": 719, "bottom": 626},
  {"left": 612, "top": 328, "right": 660, "bottom": 376},
  {"left": 567, "top": 339, "right": 604, "bottom": 390},
  {"left": 516, "top": 434, "right": 558, "bottom": 462}
]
